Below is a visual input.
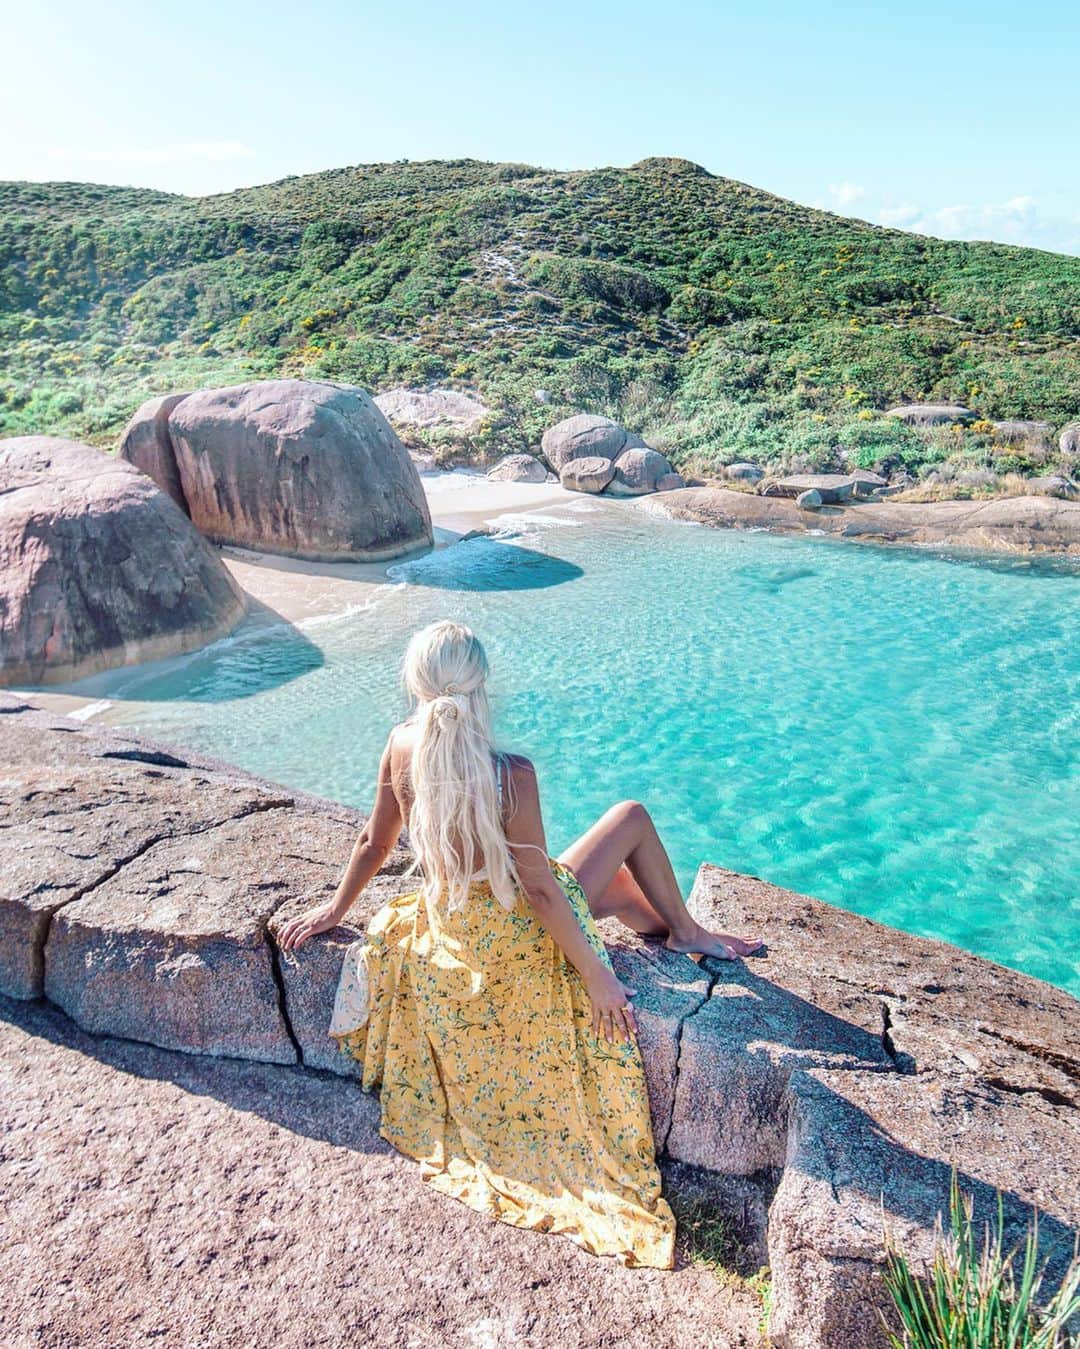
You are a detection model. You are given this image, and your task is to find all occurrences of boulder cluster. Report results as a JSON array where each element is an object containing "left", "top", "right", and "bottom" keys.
[
  {"left": 2, "top": 379, "right": 433, "bottom": 688},
  {"left": 487, "top": 414, "right": 686, "bottom": 496}
]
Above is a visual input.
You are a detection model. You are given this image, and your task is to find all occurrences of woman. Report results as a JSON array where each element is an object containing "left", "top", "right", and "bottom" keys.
[{"left": 276, "top": 620, "right": 762, "bottom": 1268}]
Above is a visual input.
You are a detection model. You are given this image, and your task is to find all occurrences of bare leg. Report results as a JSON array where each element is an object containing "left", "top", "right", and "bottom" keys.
[{"left": 558, "top": 801, "right": 763, "bottom": 959}]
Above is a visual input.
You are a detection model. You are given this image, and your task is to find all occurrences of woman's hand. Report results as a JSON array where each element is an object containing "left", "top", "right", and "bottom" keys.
[
  {"left": 276, "top": 902, "right": 342, "bottom": 952},
  {"left": 585, "top": 968, "right": 638, "bottom": 1044}
]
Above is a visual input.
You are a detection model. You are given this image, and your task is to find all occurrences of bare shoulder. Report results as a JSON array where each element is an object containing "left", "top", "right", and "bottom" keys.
[{"left": 500, "top": 751, "right": 536, "bottom": 780}]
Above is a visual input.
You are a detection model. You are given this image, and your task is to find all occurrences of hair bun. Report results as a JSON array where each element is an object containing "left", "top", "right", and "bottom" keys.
[{"left": 432, "top": 696, "right": 460, "bottom": 721}]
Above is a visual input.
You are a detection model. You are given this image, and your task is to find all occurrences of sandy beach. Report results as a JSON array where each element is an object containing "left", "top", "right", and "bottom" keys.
[{"left": 15, "top": 470, "right": 584, "bottom": 720}]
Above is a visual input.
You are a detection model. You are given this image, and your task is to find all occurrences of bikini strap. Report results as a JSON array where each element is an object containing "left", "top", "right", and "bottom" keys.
[{"left": 494, "top": 750, "right": 505, "bottom": 811}]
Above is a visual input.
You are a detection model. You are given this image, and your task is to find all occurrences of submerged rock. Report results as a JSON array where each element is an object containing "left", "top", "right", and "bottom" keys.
[
  {"left": 0, "top": 436, "right": 246, "bottom": 688},
  {"left": 540, "top": 414, "right": 627, "bottom": 471},
  {"left": 486, "top": 453, "right": 548, "bottom": 483},
  {"left": 885, "top": 403, "right": 977, "bottom": 426},
  {"left": 560, "top": 455, "right": 615, "bottom": 493}
]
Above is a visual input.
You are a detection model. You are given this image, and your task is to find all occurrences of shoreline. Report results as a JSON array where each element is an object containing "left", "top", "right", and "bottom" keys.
[
  {"left": 13, "top": 473, "right": 1078, "bottom": 724},
  {"left": 642, "top": 485, "right": 1080, "bottom": 557}
]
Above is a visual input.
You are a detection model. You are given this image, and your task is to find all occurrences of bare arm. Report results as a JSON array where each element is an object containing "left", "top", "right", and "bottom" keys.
[
  {"left": 276, "top": 734, "right": 403, "bottom": 951},
  {"left": 504, "top": 757, "right": 636, "bottom": 1043}
]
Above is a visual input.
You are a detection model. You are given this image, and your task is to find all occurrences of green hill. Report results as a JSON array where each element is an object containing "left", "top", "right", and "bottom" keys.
[{"left": 2, "top": 156, "right": 1078, "bottom": 477}]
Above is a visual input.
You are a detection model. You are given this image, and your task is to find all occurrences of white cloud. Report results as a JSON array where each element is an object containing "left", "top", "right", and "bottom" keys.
[
  {"left": 818, "top": 184, "right": 1079, "bottom": 256},
  {"left": 827, "top": 180, "right": 866, "bottom": 206}
]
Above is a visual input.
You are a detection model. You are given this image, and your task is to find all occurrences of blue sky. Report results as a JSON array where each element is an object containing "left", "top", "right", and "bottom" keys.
[{"left": 3, "top": 0, "right": 1078, "bottom": 254}]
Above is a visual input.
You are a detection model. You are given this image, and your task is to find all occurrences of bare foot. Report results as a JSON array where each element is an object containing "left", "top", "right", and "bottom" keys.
[{"left": 664, "top": 924, "right": 764, "bottom": 960}]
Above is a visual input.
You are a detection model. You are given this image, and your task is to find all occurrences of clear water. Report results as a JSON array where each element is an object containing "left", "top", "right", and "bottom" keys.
[{"left": 69, "top": 496, "right": 1080, "bottom": 997}]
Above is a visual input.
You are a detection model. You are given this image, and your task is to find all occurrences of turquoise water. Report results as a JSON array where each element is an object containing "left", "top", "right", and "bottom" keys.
[{"left": 73, "top": 497, "right": 1080, "bottom": 996}]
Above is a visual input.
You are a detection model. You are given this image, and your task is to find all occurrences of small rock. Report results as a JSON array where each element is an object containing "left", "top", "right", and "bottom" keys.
[
  {"left": 760, "top": 475, "right": 856, "bottom": 504},
  {"left": 796, "top": 489, "right": 823, "bottom": 510},
  {"left": 885, "top": 404, "right": 977, "bottom": 427},
  {"left": 724, "top": 462, "right": 765, "bottom": 483},
  {"left": 559, "top": 456, "right": 616, "bottom": 494},
  {"left": 486, "top": 454, "right": 547, "bottom": 484},
  {"left": 1059, "top": 422, "right": 1080, "bottom": 457},
  {"left": 991, "top": 420, "right": 1051, "bottom": 446},
  {"left": 955, "top": 469, "right": 998, "bottom": 488},
  {"left": 1029, "top": 475, "right": 1078, "bottom": 500}
]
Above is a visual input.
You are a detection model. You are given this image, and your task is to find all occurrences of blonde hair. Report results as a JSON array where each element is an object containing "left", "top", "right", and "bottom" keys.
[{"left": 401, "top": 621, "right": 522, "bottom": 913}]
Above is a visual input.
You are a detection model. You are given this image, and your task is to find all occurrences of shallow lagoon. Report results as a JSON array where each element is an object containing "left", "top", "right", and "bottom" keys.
[{"left": 71, "top": 496, "right": 1080, "bottom": 996}]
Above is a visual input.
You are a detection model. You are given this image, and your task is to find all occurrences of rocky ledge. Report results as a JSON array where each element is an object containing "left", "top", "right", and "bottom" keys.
[
  {"left": 1, "top": 695, "right": 1077, "bottom": 1348},
  {"left": 646, "top": 487, "right": 1080, "bottom": 556}
]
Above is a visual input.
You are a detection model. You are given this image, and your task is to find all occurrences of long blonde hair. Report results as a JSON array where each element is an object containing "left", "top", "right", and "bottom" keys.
[{"left": 401, "top": 621, "right": 522, "bottom": 913}]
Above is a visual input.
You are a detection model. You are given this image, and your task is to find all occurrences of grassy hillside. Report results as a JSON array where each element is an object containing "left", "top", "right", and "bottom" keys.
[{"left": 2, "top": 156, "right": 1078, "bottom": 478}]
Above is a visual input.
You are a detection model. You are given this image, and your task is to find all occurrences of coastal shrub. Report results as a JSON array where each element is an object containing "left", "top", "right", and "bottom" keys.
[{"left": 881, "top": 1171, "right": 1080, "bottom": 1348}]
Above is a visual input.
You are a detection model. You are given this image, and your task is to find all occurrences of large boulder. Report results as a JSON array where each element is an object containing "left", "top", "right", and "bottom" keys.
[
  {"left": 486, "top": 453, "right": 548, "bottom": 484},
  {"left": 0, "top": 437, "right": 246, "bottom": 688},
  {"left": 560, "top": 456, "right": 616, "bottom": 493},
  {"left": 116, "top": 392, "right": 192, "bottom": 512},
  {"left": 129, "top": 380, "right": 433, "bottom": 562},
  {"left": 541, "top": 414, "right": 627, "bottom": 471},
  {"left": 606, "top": 447, "right": 676, "bottom": 496},
  {"left": 1060, "top": 423, "right": 1080, "bottom": 457},
  {"left": 885, "top": 403, "right": 977, "bottom": 427}
]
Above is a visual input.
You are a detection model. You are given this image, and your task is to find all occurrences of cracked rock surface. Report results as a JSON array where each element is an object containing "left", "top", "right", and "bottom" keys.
[{"left": 2, "top": 698, "right": 1077, "bottom": 1347}]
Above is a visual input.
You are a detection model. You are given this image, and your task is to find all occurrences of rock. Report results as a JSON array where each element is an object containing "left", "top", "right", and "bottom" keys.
[
  {"left": 1, "top": 997, "right": 761, "bottom": 1349},
  {"left": 760, "top": 475, "right": 857, "bottom": 504},
  {"left": 0, "top": 437, "right": 246, "bottom": 688},
  {"left": 885, "top": 404, "right": 977, "bottom": 427},
  {"left": 644, "top": 486, "right": 1080, "bottom": 555},
  {"left": 1029, "top": 475, "right": 1079, "bottom": 500},
  {"left": 796, "top": 489, "right": 823, "bottom": 510},
  {"left": 848, "top": 469, "right": 888, "bottom": 499},
  {"left": 486, "top": 454, "right": 548, "bottom": 484},
  {"left": 3, "top": 699, "right": 1078, "bottom": 1349},
  {"left": 534, "top": 389, "right": 552, "bottom": 404},
  {"left": 955, "top": 469, "right": 998, "bottom": 488},
  {"left": 559, "top": 456, "right": 616, "bottom": 493},
  {"left": 655, "top": 472, "right": 686, "bottom": 492},
  {"left": 1060, "top": 423, "right": 1080, "bottom": 457},
  {"left": 683, "top": 864, "right": 1080, "bottom": 1348},
  {"left": 991, "top": 419, "right": 1051, "bottom": 445},
  {"left": 409, "top": 450, "right": 438, "bottom": 475},
  {"left": 163, "top": 380, "right": 432, "bottom": 561},
  {"left": 540, "top": 414, "right": 627, "bottom": 471},
  {"left": 373, "top": 386, "right": 489, "bottom": 430},
  {"left": 606, "top": 447, "right": 674, "bottom": 496},
  {"left": 724, "top": 462, "right": 765, "bottom": 483},
  {"left": 116, "top": 392, "right": 192, "bottom": 511}
]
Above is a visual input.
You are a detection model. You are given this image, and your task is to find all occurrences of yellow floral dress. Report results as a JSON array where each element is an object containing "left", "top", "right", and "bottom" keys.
[{"left": 329, "top": 857, "right": 676, "bottom": 1268}]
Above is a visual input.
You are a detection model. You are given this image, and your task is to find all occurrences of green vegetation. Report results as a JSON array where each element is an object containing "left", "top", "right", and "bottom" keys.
[
  {"left": 1, "top": 156, "right": 1078, "bottom": 477},
  {"left": 882, "top": 1172, "right": 1080, "bottom": 1347}
]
